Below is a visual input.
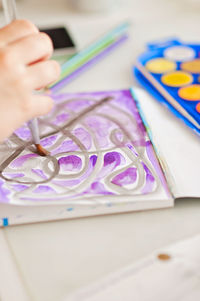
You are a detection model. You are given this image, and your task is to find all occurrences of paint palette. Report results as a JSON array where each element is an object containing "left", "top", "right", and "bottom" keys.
[{"left": 134, "top": 39, "right": 200, "bottom": 134}]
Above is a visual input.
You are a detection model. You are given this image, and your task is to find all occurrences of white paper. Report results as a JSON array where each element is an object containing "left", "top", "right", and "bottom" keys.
[
  {"left": 0, "top": 89, "right": 173, "bottom": 226},
  {"left": 134, "top": 88, "right": 200, "bottom": 198}
]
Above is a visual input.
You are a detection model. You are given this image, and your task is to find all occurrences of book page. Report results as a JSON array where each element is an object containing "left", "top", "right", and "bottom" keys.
[
  {"left": 0, "top": 90, "right": 171, "bottom": 216},
  {"left": 134, "top": 88, "right": 200, "bottom": 198}
]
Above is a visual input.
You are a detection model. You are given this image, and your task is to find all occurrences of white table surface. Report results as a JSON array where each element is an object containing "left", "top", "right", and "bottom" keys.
[{"left": 1, "top": 0, "right": 200, "bottom": 300}]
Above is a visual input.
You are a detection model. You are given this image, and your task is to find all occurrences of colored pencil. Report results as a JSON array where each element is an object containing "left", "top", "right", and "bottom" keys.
[
  {"left": 51, "top": 34, "right": 128, "bottom": 92},
  {"left": 50, "top": 21, "right": 130, "bottom": 90},
  {"left": 58, "top": 37, "right": 116, "bottom": 82},
  {"left": 61, "top": 21, "right": 129, "bottom": 71}
]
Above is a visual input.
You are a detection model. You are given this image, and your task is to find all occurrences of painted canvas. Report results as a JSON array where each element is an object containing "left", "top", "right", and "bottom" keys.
[{"left": 0, "top": 89, "right": 170, "bottom": 206}]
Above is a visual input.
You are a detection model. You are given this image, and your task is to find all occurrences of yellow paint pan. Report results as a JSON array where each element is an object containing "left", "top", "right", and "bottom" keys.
[
  {"left": 145, "top": 58, "right": 176, "bottom": 74},
  {"left": 161, "top": 71, "right": 193, "bottom": 87},
  {"left": 178, "top": 84, "right": 200, "bottom": 101}
]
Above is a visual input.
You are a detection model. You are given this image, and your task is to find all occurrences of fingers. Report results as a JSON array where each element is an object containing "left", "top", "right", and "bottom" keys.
[
  {"left": 0, "top": 19, "right": 38, "bottom": 48},
  {"left": 26, "top": 60, "right": 60, "bottom": 89},
  {"left": 8, "top": 32, "right": 53, "bottom": 66},
  {"left": 26, "top": 95, "right": 54, "bottom": 118}
]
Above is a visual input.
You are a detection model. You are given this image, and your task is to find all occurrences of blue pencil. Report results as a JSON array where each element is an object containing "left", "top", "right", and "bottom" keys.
[{"left": 61, "top": 21, "right": 130, "bottom": 72}]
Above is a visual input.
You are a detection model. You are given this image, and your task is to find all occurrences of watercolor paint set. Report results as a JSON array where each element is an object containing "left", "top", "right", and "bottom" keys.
[{"left": 134, "top": 38, "right": 200, "bottom": 135}]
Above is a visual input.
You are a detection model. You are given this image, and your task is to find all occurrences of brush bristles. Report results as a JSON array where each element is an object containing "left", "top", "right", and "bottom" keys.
[{"left": 35, "top": 144, "right": 50, "bottom": 156}]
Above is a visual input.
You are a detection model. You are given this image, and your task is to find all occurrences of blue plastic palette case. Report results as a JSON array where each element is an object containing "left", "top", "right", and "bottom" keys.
[{"left": 134, "top": 39, "right": 200, "bottom": 135}]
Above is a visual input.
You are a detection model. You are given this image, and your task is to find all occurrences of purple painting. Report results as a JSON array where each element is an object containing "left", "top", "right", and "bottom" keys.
[{"left": 0, "top": 90, "right": 169, "bottom": 205}]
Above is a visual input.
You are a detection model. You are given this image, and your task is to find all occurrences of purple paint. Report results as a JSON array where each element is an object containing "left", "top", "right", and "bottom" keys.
[
  {"left": 53, "top": 179, "right": 80, "bottom": 187},
  {"left": 96, "top": 152, "right": 125, "bottom": 180},
  {"left": 4, "top": 173, "right": 24, "bottom": 179},
  {"left": 86, "top": 116, "right": 112, "bottom": 136},
  {"left": 114, "top": 131, "right": 124, "bottom": 143},
  {"left": 145, "top": 141, "right": 171, "bottom": 196},
  {"left": 0, "top": 179, "right": 10, "bottom": 203},
  {"left": 66, "top": 100, "right": 92, "bottom": 112},
  {"left": 58, "top": 155, "right": 82, "bottom": 172},
  {"left": 11, "top": 154, "right": 37, "bottom": 168},
  {"left": 126, "top": 144, "right": 138, "bottom": 157},
  {"left": 112, "top": 167, "right": 137, "bottom": 186},
  {"left": 11, "top": 184, "right": 28, "bottom": 192},
  {"left": 0, "top": 89, "right": 170, "bottom": 204},
  {"left": 85, "top": 115, "right": 113, "bottom": 148},
  {"left": 89, "top": 182, "right": 113, "bottom": 195},
  {"left": 114, "top": 90, "right": 147, "bottom": 137},
  {"left": 90, "top": 155, "right": 97, "bottom": 166},
  {"left": 141, "top": 162, "right": 155, "bottom": 194},
  {"left": 52, "top": 140, "right": 79, "bottom": 155},
  {"left": 34, "top": 185, "right": 55, "bottom": 194},
  {"left": 78, "top": 155, "right": 97, "bottom": 181},
  {"left": 15, "top": 127, "right": 31, "bottom": 141},
  {"left": 41, "top": 135, "right": 57, "bottom": 147},
  {"left": 53, "top": 155, "right": 97, "bottom": 188},
  {"left": 32, "top": 169, "right": 47, "bottom": 179},
  {"left": 104, "top": 152, "right": 122, "bottom": 167},
  {"left": 53, "top": 113, "right": 69, "bottom": 125},
  {"left": 73, "top": 128, "right": 92, "bottom": 150}
]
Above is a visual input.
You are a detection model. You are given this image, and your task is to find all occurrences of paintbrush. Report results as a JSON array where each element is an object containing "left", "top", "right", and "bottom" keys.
[{"left": 2, "top": 0, "right": 49, "bottom": 156}]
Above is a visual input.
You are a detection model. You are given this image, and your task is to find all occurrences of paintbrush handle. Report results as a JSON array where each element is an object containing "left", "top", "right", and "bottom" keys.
[{"left": 27, "top": 118, "right": 40, "bottom": 144}]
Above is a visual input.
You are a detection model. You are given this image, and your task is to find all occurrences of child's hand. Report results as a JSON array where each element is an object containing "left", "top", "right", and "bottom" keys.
[{"left": 0, "top": 19, "right": 60, "bottom": 141}]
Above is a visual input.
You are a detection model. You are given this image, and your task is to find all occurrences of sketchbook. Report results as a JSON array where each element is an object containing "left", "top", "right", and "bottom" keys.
[{"left": 0, "top": 87, "right": 199, "bottom": 226}]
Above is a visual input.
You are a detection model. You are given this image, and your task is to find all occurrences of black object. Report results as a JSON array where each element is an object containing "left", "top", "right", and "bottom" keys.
[{"left": 40, "top": 26, "right": 75, "bottom": 50}]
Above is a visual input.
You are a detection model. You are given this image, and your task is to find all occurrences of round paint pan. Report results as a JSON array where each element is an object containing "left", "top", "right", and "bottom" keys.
[
  {"left": 161, "top": 71, "right": 193, "bottom": 87},
  {"left": 181, "top": 59, "right": 200, "bottom": 74},
  {"left": 178, "top": 84, "right": 200, "bottom": 101},
  {"left": 196, "top": 102, "right": 200, "bottom": 113},
  {"left": 145, "top": 58, "right": 176, "bottom": 74},
  {"left": 164, "top": 46, "right": 195, "bottom": 62}
]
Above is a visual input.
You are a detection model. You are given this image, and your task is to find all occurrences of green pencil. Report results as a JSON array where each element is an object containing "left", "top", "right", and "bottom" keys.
[
  {"left": 55, "top": 37, "right": 115, "bottom": 84},
  {"left": 50, "top": 22, "right": 130, "bottom": 88}
]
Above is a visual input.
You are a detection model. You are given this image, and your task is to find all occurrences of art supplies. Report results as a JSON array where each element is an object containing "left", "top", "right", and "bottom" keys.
[
  {"left": 51, "top": 35, "right": 128, "bottom": 92},
  {"left": 134, "top": 39, "right": 200, "bottom": 135},
  {"left": 0, "top": 87, "right": 200, "bottom": 226},
  {"left": 50, "top": 22, "right": 129, "bottom": 91},
  {"left": 41, "top": 26, "right": 76, "bottom": 56}
]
